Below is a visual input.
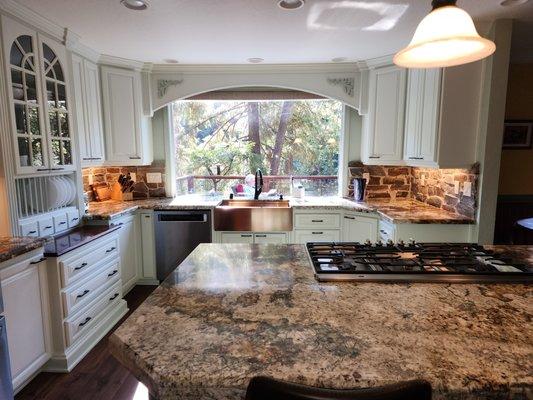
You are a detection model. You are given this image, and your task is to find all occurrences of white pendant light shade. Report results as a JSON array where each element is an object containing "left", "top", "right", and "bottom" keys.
[{"left": 394, "top": 5, "right": 496, "bottom": 68}]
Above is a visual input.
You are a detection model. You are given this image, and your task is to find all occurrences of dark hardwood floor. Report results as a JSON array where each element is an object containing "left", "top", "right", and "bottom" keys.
[{"left": 16, "top": 285, "right": 158, "bottom": 400}]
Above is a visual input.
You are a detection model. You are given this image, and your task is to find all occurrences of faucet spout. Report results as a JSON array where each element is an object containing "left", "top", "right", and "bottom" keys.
[{"left": 254, "top": 169, "right": 263, "bottom": 200}]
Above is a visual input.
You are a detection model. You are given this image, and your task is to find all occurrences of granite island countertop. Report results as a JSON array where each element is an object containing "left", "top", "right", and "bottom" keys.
[
  {"left": 86, "top": 195, "right": 475, "bottom": 224},
  {"left": 0, "top": 236, "right": 48, "bottom": 264},
  {"left": 110, "top": 244, "right": 532, "bottom": 400}
]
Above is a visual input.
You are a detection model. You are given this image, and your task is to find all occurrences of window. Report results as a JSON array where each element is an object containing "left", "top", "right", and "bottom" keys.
[{"left": 172, "top": 99, "right": 343, "bottom": 196}]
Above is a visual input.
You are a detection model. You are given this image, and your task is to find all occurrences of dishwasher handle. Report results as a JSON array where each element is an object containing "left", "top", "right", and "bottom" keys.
[{"left": 157, "top": 212, "right": 208, "bottom": 223}]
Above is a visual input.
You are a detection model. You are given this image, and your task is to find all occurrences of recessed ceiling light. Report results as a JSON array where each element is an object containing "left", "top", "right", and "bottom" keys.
[
  {"left": 278, "top": 0, "right": 305, "bottom": 10},
  {"left": 500, "top": 0, "right": 529, "bottom": 6},
  {"left": 332, "top": 57, "right": 348, "bottom": 63},
  {"left": 247, "top": 58, "right": 264, "bottom": 63},
  {"left": 120, "top": 0, "right": 149, "bottom": 10},
  {"left": 164, "top": 59, "right": 179, "bottom": 64}
]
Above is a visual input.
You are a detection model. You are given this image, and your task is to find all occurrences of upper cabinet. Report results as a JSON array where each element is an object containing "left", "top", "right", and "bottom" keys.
[
  {"left": 71, "top": 54, "right": 105, "bottom": 166},
  {"left": 403, "top": 62, "right": 483, "bottom": 168},
  {"left": 362, "top": 65, "right": 407, "bottom": 165},
  {"left": 1, "top": 16, "right": 75, "bottom": 175},
  {"left": 100, "top": 65, "right": 153, "bottom": 165}
]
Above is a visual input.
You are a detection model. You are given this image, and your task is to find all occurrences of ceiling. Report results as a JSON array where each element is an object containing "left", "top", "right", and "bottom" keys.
[{"left": 16, "top": 0, "right": 533, "bottom": 64}]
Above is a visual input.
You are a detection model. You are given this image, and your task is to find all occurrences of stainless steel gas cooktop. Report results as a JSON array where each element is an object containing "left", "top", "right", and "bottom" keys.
[{"left": 306, "top": 242, "right": 532, "bottom": 283}]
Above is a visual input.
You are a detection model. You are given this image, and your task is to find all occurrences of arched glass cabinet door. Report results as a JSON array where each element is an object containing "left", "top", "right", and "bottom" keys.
[
  {"left": 8, "top": 34, "right": 47, "bottom": 171},
  {"left": 41, "top": 41, "right": 73, "bottom": 170}
]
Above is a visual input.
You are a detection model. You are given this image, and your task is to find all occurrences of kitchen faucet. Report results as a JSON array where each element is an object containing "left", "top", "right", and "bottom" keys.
[{"left": 254, "top": 169, "right": 263, "bottom": 200}]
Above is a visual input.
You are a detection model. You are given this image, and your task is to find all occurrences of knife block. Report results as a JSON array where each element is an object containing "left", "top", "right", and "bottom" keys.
[{"left": 110, "top": 182, "right": 134, "bottom": 201}]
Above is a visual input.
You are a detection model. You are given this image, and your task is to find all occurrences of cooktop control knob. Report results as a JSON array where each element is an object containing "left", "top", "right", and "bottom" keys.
[
  {"left": 365, "top": 239, "right": 372, "bottom": 245},
  {"left": 387, "top": 239, "right": 394, "bottom": 246},
  {"left": 376, "top": 240, "right": 383, "bottom": 246},
  {"left": 408, "top": 238, "right": 416, "bottom": 246},
  {"left": 398, "top": 239, "right": 405, "bottom": 246}
]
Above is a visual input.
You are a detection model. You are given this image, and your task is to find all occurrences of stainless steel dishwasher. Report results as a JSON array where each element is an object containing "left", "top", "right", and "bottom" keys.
[{"left": 154, "top": 210, "right": 212, "bottom": 281}]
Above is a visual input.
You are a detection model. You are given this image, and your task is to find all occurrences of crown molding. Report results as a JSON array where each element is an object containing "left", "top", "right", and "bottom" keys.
[
  {"left": 99, "top": 54, "right": 153, "bottom": 72},
  {"left": 361, "top": 54, "right": 395, "bottom": 69},
  {"left": 0, "top": 0, "right": 65, "bottom": 43},
  {"left": 150, "top": 62, "right": 360, "bottom": 75},
  {"left": 65, "top": 29, "right": 100, "bottom": 63}
]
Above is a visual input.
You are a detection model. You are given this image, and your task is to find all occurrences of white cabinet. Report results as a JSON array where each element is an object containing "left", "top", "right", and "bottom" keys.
[
  {"left": 71, "top": 54, "right": 104, "bottom": 166},
  {"left": 1, "top": 16, "right": 75, "bottom": 175},
  {"left": 342, "top": 214, "right": 378, "bottom": 242},
  {"left": 362, "top": 65, "right": 407, "bottom": 165},
  {"left": 403, "top": 62, "right": 483, "bottom": 168},
  {"left": 0, "top": 251, "right": 50, "bottom": 391},
  {"left": 100, "top": 65, "right": 153, "bottom": 165},
  {"left": 378, "top": 218, "right": 474, "bottom": 243},
  {"left": 254, "top": 233, "right": 288, "bottom": 244},
  {"left": 139, "top": 212, "right": 158, "bottom": 284},
  {"left": 293, "top": 230, "right": 340, "bottom": 244},
  {"left": 220, "top": 232, "right": 254, "bottom": 243},
  {"left": 115, "top": 214, "right": 140, "bottom": 294}
]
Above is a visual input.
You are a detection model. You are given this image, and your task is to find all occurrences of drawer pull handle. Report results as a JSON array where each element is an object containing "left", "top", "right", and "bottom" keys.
[
  {"left": 105, "top": 247, "right": 116, "bottom": 253},
  {"left": 144, "top": 215, "right": 151, "bottom": 218},
  {"left": 107, "top": 270, "right": 118, "bottom": 277},
  {"left": 71, "top": 217, "right": 79, "bottom": 221},
  {"left": 240, "top": 234, "right": 252, "bottom": 238},
  {"left": 78, "top": 317, "right": 92, "bottom": 327},
  {"left": 30, "top": 257, "right": 46, "bottom": 265},
  {"left": 76, "top": 289, "right": 90, "bottom": 299},
  {"left": 44, "top": 226, "right": 52, "bottom": 229},
  {"left": 129, "top": 156, "right": 141, "bottom": 160},
  {"left": 255, "top": 234, "right": 267, "bottom": 238},
  {"left": 28, "top": 230, "right": 37, "bottom": 234},
  {"left": 109, "top": 293, "right": 120, "bottom": 301},
  {"left": 59, "top": 221, "right": 66, "bottom": 225},
  {"left": 312, "top": 232, "right": 323, "bottom": 235},
  {"left": 344, "top": 216, "right": 355, "bottom": 220},
  {"left": 74, "top": 262, "right": 88, "bottom": 271},
  {"left": 408, "top": 157, "right": 424, "bottom": 160},
  {"left": 311, "top": 220, "right": 323, "bottom": 223},
  {"left": 368, "top": 156, "right": 381, "bottom": 159}
]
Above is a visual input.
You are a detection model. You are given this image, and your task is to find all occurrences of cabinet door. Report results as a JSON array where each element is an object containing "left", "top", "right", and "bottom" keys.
[
  {"left": 39, "top": 35, "right": 75, "bottom": 172},
  {"left": 140, "top": 212, "right": 157, "bottom": 280},
  {"left": 364, "top": 66, "right": 406, "bottom": 164},
  {"left": 254, "top": 233, "right": 287, "bottom": 244},
  {"left": 117, "top": 215, "right": 140, "bottom": 294},
  {"left": 342, "top": 215, "right": 378, "bottom": 243},
  {"left": 1, "top": 16, "right": 48, "bottom": 175},
  {"left": 71, "top": 54, "right": 90, "bottom": 163},
  {"left": 84, "top": 60, "right": 105, "bottom": 163},
  {"left": 0, "top": 257, "right": 50, "bottom": 390},
  {"left": 220, "top": 233, "right": 254, "bottom": 243},
  {"left": 403, "top": 69, "right": 423, "bottom": 161},
  {"left": 293, "top": 230, "right": 340, "bottom": 244},
  {"left": 101, "top": 66, "right": 143, "bottom": 163}
]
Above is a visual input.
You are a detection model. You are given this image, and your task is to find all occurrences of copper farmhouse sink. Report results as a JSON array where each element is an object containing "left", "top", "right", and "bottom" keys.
[{"left": 214, "top": 199, "right": 293, "bottom": 231}]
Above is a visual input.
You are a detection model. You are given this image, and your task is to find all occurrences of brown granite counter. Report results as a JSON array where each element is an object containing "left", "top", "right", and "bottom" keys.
[
  {"left": 0, "top": 236, "right": 47, "bottom": 264},
  {"left": 110, "top": 244, "right": 532, "bottom": 400},
  {"left": 44, "top": 225, "right": 121, "bottom": 257}
]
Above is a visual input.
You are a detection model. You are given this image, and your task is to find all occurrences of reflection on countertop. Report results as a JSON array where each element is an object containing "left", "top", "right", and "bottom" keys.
[
  {"left": 110, "top": 243, "right": 532, "bottom": 400},
  {"left": 86, "top": 195, "right": 475, "bottom": 224},
  {"left": 0, "top": 236, "right": 48, "bottom": 263},
  {"left": 43, "top": 225, "right": 121, "bottom": 257}
]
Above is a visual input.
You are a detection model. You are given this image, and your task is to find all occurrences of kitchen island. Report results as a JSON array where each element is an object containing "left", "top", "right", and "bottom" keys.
[{"left": 110, "top": 244, "right": 532, "bottom": 400}]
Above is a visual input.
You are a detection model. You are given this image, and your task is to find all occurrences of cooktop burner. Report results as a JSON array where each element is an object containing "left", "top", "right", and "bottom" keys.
[{"left": 306, "top": 242, "right": 532, "bottom": 283}]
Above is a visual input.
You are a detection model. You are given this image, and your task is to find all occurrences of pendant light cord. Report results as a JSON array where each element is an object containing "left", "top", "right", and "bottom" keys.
[{"left": 431, "top": 0, "right": 457, "bottom": 10}]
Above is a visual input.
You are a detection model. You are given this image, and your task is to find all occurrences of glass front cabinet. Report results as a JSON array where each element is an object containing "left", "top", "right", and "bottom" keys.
[{"left": 2, "top": 16, "right": 75, "bottom": 175}]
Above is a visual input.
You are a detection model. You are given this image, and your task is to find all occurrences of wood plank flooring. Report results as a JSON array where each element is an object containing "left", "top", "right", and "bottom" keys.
[{"left": 16, "top": 285, "right": 157, "bottom": 400}]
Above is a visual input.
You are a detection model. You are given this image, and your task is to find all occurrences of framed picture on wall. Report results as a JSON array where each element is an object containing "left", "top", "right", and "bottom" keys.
[{"left": 503, "top": 120, "right": 533, "bottom": 149}]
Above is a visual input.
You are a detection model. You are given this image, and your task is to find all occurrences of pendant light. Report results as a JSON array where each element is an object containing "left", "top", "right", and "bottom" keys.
[{"left": 393, "top": 0, "right": 496, "bottom": 68}]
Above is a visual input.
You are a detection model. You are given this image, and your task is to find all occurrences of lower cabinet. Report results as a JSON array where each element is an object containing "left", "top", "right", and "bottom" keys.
[
  {"left": 219, "top": 232, "right": 288, "bottom": 244},
  {"left": 115, "top": 214, "right": 140, "bottom": 294},
  {"left": 0, "top": 249, "right": 50, "bottom": 393},
  {"left": 342, "top": 214, "right": 378, "bottom": 242},
  {"left": 378, "top": 218, "right": 474, "bottom": 243},
  {"left": 293, "top": 230, "right": 340, "bottom": 243}
]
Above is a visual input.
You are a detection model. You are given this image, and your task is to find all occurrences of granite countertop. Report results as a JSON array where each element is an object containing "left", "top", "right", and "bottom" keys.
[
  {"left": 44, "top": 225, "right": 121, "bottom": 257},
  {"left": 0, "top": 236, "right": 48, "bottom": 264},
  {"left": 110, "top": 244, "right": 532, "bottom": 400},
  {"left": 86, "top": 196, "right": 475, "bottom": 224}
]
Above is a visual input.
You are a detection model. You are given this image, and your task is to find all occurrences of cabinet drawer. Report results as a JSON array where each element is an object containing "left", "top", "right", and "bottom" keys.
[
  {"left": 54, "top": 214, "right": 69, "bottom": 233},
  {"left": 61, "top": 261, "right": 120, "bottom": 318},
  {"left": 220, "top": 232, "right": 254, "bottom": 243},
  {"left": 67, "top": 211, "right": 81, "bottom": 228},
  {"left": 294, "top": 230, "right": 340, "bottom": 244},
  {"left": 294, "top": 214, "right": 340, "bottom": 229},
  {"left": 38, "top": 218, "right": 55, "bottom": 236},
  {"left": 64, "top": 281, "right": 122, "bottom": 347},
  {"left": 20, "top": 221, "right": 39, "bottom": 237},
  {"left": 59, "top": 236, "right": 119, "bottom": 287},
  {"left": 254, "top": 233, "right": 287, "bottom": 244}
]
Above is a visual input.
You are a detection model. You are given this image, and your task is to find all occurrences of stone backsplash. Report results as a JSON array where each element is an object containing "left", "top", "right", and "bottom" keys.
[
  {"left": 82, "top": 163, "right": 167, "bottom": 201},
  {"left": 348, "top": 162, "right": 479, "bottom": 219}
]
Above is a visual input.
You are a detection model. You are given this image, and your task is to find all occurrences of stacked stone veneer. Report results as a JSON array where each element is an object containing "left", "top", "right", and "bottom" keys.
[
  {"left": 82, "top": 163, "right": 166, "bottom": 201},
  {"left": 348, "top": 163, "right": 479, "bottom": 219}
]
